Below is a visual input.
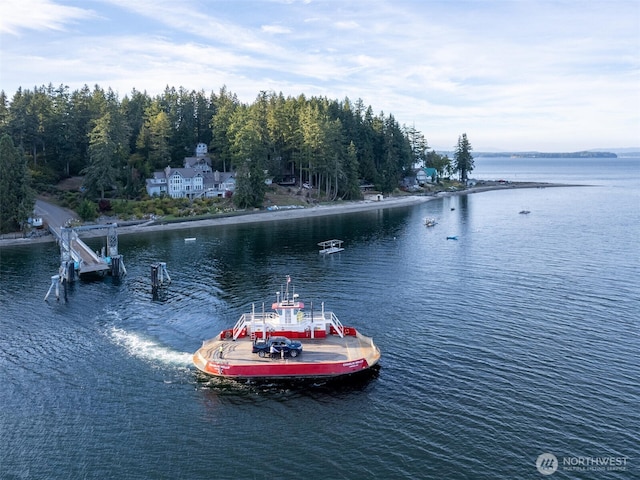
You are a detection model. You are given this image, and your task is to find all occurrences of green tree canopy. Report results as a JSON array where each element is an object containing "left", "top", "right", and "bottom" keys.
[
  {"left": 0, "top": 134, "right": 34, "bottom": 232},
  {"left": 2, "top": 84, "right": 435, "bottom": 204},
  {"left": 83, "top": 113, "right": 126, "bottom": 199},
  {"left": 426, "top": 151, "right": 451, "bottom": 179}
]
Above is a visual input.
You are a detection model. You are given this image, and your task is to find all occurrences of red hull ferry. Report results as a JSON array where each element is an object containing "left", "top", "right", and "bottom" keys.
[{"left": 193, "top": 277, "right": 381, "bottom": 380}]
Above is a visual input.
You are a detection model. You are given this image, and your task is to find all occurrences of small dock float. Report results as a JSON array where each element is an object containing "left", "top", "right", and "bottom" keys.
[{"left": 318, "top": 239, "right": 345, "bottom": 254}]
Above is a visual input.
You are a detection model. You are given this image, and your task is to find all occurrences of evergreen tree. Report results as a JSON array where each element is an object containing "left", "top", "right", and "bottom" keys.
[
  {"left": 137, "top": 101, "right": 171, "bottom": 171},
  {"left": 0, "top": 91, "right": 9, "bottom": 135},
  {"left": 406, "top": 125, "right": 429, "bottom": 167},
  {"left": 233, "top": 158, "right": 266, "bottom": 209},
  {"left": 229, "top": 98, "right": 269, "bottom": 208},
  {"left": 454, "top": 133, "right": 474, "bottom": 181},
  {"left": 210, "top": 86, "right": 239, "bottom": 172},
  {"left": 342, "top": 141, "right": 361, "bottom": 200},
  {"left": 83, "top": 113, "right": 122, "bottom": 199},
  {"left": 0, "top": 134, "right": 34, "bottom": 232}
]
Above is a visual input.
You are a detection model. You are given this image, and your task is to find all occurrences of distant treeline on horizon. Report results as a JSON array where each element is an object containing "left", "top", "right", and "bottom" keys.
[
  {"left": 476, "top": 151, "right": 618, "bottom": 158},
  {"left": 436, "top": 151, "right": 621, "bottom": 158}
]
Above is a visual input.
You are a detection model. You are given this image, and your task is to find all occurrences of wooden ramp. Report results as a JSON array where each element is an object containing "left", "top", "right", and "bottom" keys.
[
  {"left": 70, "top": 237, "right": 110, "bottom": 274},
  {"left": 57, "top": 226, "right": 114, "bottom": 276}
]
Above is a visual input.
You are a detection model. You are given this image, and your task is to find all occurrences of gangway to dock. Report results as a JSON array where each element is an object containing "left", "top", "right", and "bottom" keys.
[
  {"left": 70, "top": 234, "right": 110, "bottom": 274},
  {"left": 55, "top": 224, "right": 122, "bottom": 277},
  {"left": 40, "top": 201, "right": 126, "bottom": 300}
]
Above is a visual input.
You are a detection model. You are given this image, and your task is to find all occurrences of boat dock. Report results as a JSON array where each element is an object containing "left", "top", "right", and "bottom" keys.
[
  {"left": 45, "top": 223, "right": 126, "bottom": 301},
  {"left": 318, "top": 239, "right": 344, "bottom": 254},
  {"left": 54, "top": 224, "right": 124, "bottom": 276}
]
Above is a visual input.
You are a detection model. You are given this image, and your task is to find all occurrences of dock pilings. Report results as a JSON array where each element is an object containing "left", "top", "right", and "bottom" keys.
[
  {"left": 45, "top": 223, "right": 126, "bottom": 302},
  {"left": 151, "top": 262, "right": 171, "bottom": 292},
  {"left": 44, "top": 275, "right": 61, "bottom": 301},
  {"left": 111, "top": 254, "right": 126, "bottom": 277}
]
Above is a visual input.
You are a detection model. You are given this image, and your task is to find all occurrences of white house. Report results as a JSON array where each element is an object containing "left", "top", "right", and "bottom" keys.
[
  {"left": 146, "top": 145, "right": 236, "bottom": 198},
  {"left": 146, "top": 166, "right": 235, "bottom": 199}
]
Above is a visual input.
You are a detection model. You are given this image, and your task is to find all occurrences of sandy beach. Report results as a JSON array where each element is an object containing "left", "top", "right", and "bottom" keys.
[{"left": 0, "top": 181, "right": 571, "bottom": 247}]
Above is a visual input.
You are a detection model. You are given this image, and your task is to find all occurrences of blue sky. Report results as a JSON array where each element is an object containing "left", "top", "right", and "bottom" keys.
[{"left": 1, "top": 0, "right": 638, "bottom": 151}]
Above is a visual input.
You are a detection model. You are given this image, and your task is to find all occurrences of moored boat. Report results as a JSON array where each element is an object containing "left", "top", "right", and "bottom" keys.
[
  {"left": 318, "top": 239, "right": 345, "bottom": 254},
  {"left": 193, "top": 276, "right": 381, "bottom": 380}
]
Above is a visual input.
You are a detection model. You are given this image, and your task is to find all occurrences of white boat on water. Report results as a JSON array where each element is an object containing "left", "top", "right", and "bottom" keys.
[
  {"left": 318, "top": 239, "right": 344, "bottom": 254},
  {"left": 425, "top": 218, "right": 437, "bottom": 227}
]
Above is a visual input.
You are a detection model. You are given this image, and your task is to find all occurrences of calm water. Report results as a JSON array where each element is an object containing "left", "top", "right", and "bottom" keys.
[{"left": 1, "top": 158, "right": 638, "bottom": 479}]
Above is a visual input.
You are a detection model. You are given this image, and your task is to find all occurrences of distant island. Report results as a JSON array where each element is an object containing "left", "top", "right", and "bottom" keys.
[{"left": 475, "top": 151, "right": 617, "bottom": 158}]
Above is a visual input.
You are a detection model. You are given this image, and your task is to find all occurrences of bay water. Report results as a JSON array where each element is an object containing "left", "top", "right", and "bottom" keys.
[{"left": 1, "top": 157, "right": 638, "bottom": 479}]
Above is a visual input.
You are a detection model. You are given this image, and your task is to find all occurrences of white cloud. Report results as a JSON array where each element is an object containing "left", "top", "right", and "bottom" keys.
[
  {"left": 261, "top": 24, "right": 291, "bottom": 34},
  {"left": 334, "top": 21, "right": 359, "bottom": 30},
  {"left": 0, "top": 0, "right": 638, "bottom": 151},
  {"left": 0, "top": 0, "right": 94, "bottom": 35}
]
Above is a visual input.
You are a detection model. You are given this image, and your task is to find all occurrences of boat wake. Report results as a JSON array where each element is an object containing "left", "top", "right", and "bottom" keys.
[{"left": 107, "top": 326, "right": 193, "bottom": 367}]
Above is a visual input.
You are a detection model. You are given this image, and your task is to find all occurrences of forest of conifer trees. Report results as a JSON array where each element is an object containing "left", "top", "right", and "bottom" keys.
[
  {"left": 0, "top": 83, "right": 462, "bottom": 232},
  {"left": 0, "top": 83, "right": 437, "bottom": 189}
]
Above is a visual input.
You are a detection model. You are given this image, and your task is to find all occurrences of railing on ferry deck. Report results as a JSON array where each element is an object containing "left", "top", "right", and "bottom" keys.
[{"left": 232, "top": 311, "right": 279, "bottom": 340}]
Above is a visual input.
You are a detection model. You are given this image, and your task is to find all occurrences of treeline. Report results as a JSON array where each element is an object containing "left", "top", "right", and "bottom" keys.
[
  {"left": 0, "top": 84, "right": 441, "bottom": 206},
  {"left": 476, "top": 151, "right": 617, "bottom": 158}
]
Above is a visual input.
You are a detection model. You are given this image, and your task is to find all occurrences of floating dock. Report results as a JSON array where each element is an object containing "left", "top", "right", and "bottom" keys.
[
  {"left": 45, "top": 223, "right": 125, "bottom": 301},
  {"left": 318, "top": 239, "right": 344, "bottom": 254}
]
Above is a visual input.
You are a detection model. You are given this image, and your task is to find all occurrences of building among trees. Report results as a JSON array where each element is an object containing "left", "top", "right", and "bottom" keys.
[{"left": 145, "top": 144, "right": 235, "bottom": 198}]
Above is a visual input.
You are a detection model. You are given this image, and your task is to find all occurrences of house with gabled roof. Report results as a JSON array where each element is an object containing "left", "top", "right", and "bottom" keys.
[
  {"left": 415, "top": 167, "right": 439, "bottom": 185},
  {"left": 145, "top": 144, "right": 236, "bottom": 198}
]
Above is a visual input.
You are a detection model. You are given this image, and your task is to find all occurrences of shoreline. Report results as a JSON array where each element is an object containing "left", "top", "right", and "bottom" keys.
[{"left": 0, "top": 181, "right": 578, "bottom": 248}]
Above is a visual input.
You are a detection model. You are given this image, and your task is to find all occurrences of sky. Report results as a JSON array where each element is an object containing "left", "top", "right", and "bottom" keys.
[{"left": 1, "top": 0, "right": 639, "bottom": 152}]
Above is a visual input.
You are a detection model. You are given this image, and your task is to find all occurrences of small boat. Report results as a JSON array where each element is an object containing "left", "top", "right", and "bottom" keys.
[
  {"left": 519, "top": 210, "right": 531, "bottom": 215},
  {"left": 318, "top": 239, "right": 344, "bottom": 254},
  {"left": 424, "top": 218, "right": 437, "bottom": 227},
  {"left": 184, "top": 237, "right": 196, "bottom": 242},
  {"left": 193, "top": 276, "right": 381, "bottom": 380},
  {"left": 446, "top": 236, "right": 458, "bottom": 240}
]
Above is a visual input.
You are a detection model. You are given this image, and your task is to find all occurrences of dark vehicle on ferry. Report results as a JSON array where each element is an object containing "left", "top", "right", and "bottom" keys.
[{"left": 252, "top": 336, "right": 303, "bottom": 358}]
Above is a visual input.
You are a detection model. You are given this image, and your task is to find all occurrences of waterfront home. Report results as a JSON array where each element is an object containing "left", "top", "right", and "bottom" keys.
[
  {"left": 415, "top": 167, "right": 439, "bottom": 185},
  {"left": 145, "top": 144, "right": 235, "bottom": 199},
  {"left": 146, "top": 166, "right": 235, "bottom": 199}
]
